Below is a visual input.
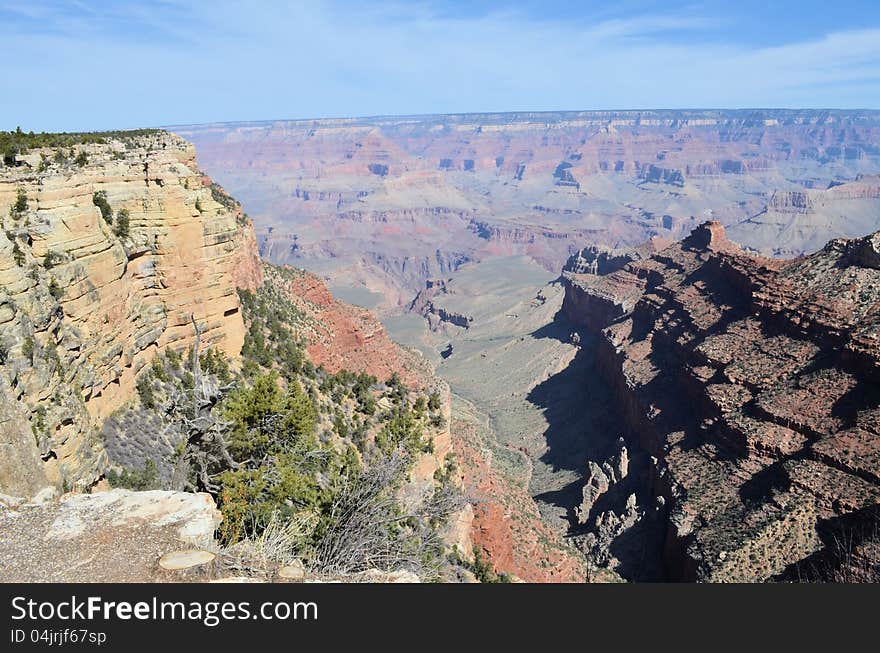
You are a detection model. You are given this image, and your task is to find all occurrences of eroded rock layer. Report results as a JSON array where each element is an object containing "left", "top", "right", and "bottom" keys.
[
  {"left": 562, "top": 221, "right": 880, "bottom": 581},
  {"left": 0, "top": 134, "right": 248, "bottom": 494},
  {"left": 175, "top": 110, "right": 880, "bottom": 312}
]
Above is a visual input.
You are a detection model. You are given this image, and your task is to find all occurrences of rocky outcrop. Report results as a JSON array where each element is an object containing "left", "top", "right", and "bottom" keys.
[
  {"left": 0, "top": 133, "right": 248, "bottom": 494},
  {"left": 577, "top": 462, "right": 611, "bottom": 524},
  {"left": 408, "top": 279, "right": 474, "bottom": 331},
  {"left": 564, "top": 237, "right": 671, "bottom": 276},
  {"left": 562, "top": 221, "right": 880, "bottom": 581},
  {"left": 0, "top": 488, "right": 222, "bottom": 582},
  {"left": 561, "top": 238, "right": 672, "bottom": 331},
  {"left": 274, "top": 266, "right": 439, "bottom": 389}
]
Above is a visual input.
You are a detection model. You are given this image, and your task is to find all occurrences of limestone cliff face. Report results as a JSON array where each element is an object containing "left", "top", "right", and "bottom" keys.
[{"left": 0, "top": 133, "right": 247, "bottom": 494}]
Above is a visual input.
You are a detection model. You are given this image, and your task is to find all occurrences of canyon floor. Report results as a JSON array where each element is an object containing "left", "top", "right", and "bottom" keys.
[{"left": 383, "top": 256, "right": 661, "bottom": 579}]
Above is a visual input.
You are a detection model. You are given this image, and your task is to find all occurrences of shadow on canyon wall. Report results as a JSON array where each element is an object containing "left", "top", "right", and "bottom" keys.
[{"left": 527, "top": 312, "right": 668, "bottom": 581}]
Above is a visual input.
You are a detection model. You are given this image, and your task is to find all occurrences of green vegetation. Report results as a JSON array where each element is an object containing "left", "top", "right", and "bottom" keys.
[
  {"left": 1, "top": 127, "right": 161, "bottom": 166},
  {"left": 74, "top": 150, "right": 88, "bottom": 166},
  {"left": 136, "top": 374, "right": 156, "bottom": 409},
  {"left": 237, "top": 281, "right": 310, "bottom": 378},
  {"left": 92, "top": 191, "right": 112, "bottom": 224},
  {"left": 199, "top": 346, "right": 232, "bottom": 384},
  {"left": 31, "top": 405, "right": 49, "bottom": 447},
  {"left": 117, "top": 269, "right": 453, "bottom": 576},
  {"left": 43, "top": 250, "right": 64, "bottom": 269},
  {"left": 21, "top": 336, "right": 35, "bottom": 364},
  {"left": 211, "top": 273, "right": 452, "bottom": 574},
  {"left": 88, "top": 194, "right": 130, "bottom": 238},
  {"left": 114, "top": 208, "right": 130, "bottom": 238},
  {"left": 48, "top": 278, "right": 63, "bottom": 300},
  {"left": 208, "top": 182, "right": 251, "bottom": 225},
  {"left": 106, "top": 459, "right": 160, "bottom": 491},
  {"left": 9, "top": 187, "right": 27, "bottom": 220},
  {"left": 467, "top": 546, "right": 512, "bottom": 583},
  {"left": 11, "top": 241, "right": 24, "bottom": 267},
  {"left": 210, "top": 182, "right": 237, "bottom": 211},
  {"left": 215, "top": 372, "right": 331, "bottom": 543},
  {"left": 165, "top": 346, "right": 182, "bottom": 371},
  {"left": 195, "top": 198, "right": 203, "bottom": 214}
]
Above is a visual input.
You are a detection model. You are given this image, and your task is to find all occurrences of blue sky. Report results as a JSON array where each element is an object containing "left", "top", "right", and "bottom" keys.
[{"left": 2, "top": 1, "right": 880, "bottom": 132}]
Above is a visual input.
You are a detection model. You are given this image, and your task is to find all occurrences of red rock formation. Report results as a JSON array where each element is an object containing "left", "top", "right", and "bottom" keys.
[
  {"left": 562, "top": 222, "right": 880, "bottom": 581},
  {"left": 275, "top": 267, "right": 433, "bottom": 389},
  {"left": 450, "top": 418, "right": 589, "bottom": 583}
]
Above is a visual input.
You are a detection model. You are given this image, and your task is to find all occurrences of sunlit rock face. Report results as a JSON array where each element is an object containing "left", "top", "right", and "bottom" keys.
[
  {"left": 0, "top": 133, "right": 249, "bottom": 493},
  {"left": 562, "top": 222, "right": 880, "bottom": 581}
]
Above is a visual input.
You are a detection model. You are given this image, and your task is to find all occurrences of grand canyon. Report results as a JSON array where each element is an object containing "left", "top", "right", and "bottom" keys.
[
  {"left": 178, "top": 110, "right": 880, "bottom": 581},
  {"left": 1, "top": 109, "right": 879, "bottom": 583}
]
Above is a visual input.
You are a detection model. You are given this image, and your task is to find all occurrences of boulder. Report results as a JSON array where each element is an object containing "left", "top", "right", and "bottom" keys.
[{"left": 278, "top": 560, "right": 306, "bottom": 581}]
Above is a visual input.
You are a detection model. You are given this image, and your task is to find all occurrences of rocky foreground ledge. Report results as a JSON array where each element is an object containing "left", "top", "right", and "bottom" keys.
[{"left": 0, "top": 489, "right": 424, "bottom": 583}]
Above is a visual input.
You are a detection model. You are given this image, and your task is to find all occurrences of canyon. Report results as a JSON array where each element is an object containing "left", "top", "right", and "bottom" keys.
[
  {"left": 175, "top": 109, "right": 880, "bottom": 314},
  {"left": 173, "top": 110, "right": 880, "bottom": 581},
  {"left": 3, "top": 112, "right": 880, "bottom": 582}
]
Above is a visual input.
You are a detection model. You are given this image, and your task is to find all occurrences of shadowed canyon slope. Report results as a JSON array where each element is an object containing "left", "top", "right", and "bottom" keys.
[{"left": 175, "top": 110, "right": 880, "bottom": 312}]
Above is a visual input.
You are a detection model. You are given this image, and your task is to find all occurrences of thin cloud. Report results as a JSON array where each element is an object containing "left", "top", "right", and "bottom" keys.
[{"left": 0, "top": 0, "right": 878, "bottom": 131}]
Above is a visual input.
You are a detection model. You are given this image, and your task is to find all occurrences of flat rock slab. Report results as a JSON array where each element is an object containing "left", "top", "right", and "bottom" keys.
[
  {"left": 158, "top": 550, "right": 216, "bottom": 571},
  {"left": 278, "top": 561, "right": 305, "bottom": 580},
  {"left": 0, "top": 489, "right": 222, "bottom": 583}
]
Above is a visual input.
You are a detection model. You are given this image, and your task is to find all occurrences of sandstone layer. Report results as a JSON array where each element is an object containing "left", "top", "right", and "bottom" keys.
[{"left": 0, "top": 134, "right": 249, "bottom": 494}]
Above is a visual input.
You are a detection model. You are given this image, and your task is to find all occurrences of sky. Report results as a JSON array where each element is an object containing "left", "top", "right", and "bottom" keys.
[{"left": 1, "top": 0, "right": 880, "bottom": 132}]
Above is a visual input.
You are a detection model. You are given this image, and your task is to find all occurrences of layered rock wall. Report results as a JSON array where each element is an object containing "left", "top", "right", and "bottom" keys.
[
  {"left": 563, "top": 221, "right": 880, "bottom": 581},
  {"left": 0, "top": 133, "right": 247, "bottom": 493}
]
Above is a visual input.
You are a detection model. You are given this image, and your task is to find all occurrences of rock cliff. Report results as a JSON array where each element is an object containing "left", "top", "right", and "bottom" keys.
[
  {"left": 562, "top": 221, "right": 880, "bottom": 581},
  {"left": 0, "top": 133, "right": 248, "bottom": 495}
]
